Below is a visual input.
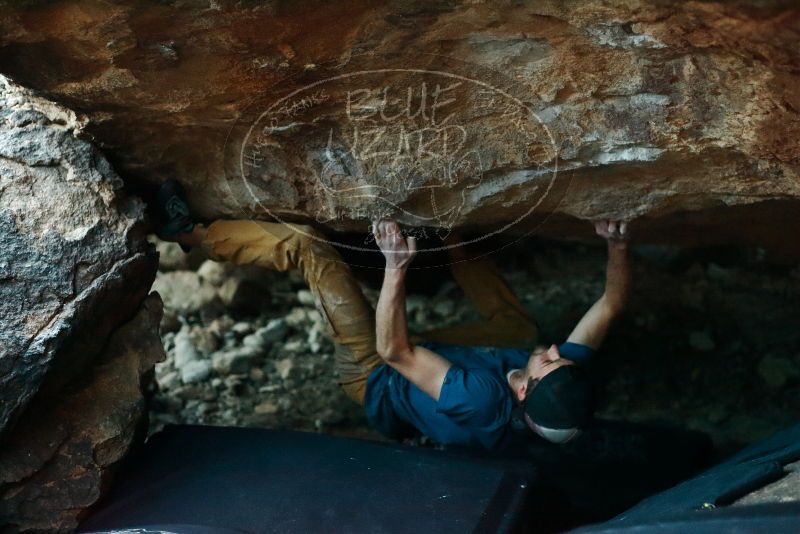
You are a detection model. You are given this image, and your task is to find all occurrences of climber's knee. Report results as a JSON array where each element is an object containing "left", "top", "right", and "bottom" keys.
[
  {"left": 288, "top": 224, "right": 343, "bottom": 260},
  {"left": 290, "top": 224, "right": 321, "bottom": 245}
]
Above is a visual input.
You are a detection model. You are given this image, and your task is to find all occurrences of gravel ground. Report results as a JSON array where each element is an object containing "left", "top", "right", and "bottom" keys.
[{"left": 148, "top": 236, "right": 800, "bottom": 455}]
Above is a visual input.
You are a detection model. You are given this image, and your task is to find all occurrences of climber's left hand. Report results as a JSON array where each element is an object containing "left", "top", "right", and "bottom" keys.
[{"left": 595, "top": 219, "right": 629, "bottom": 245}]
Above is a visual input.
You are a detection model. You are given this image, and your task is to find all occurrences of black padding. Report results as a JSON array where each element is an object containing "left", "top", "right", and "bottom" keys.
[
  {"left": 573, "top": 503, "right": 800, "bottom": 534},
  {"left": 604, "top": 422, "right": 800, "bottom": 524},
  {"left": 715, "top": 422, "right": 800, "bottom": 469},
  {"left": 573, "top": 422, "right": 800, "bottom": 532},
  {"left": 79, "top": 425, "right": 540, "bottom": 534},
  {"left": 84, "top": 525, "right": 249, "bottom": 534},
  {"left": 494, "top": 419, "right": 715, "bottom": 525}
]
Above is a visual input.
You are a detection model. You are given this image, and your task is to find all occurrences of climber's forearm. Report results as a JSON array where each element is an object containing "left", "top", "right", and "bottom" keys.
[
  {"left": 567, "top": 233, "right": 631, "bottom": 350},
  {"left": 376, "top": 268, "right": 413, "bottom": 362},
  {"left": 375, "top": 266, "right": 452, "bottom": 400},
  {"left": 603, "top": 241, "right": 631, "bottom": 315}
]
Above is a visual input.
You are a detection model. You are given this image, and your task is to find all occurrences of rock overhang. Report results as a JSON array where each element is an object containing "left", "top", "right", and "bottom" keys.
[{"left": 0, "top": 0, "right": 797, "bottom": 253}]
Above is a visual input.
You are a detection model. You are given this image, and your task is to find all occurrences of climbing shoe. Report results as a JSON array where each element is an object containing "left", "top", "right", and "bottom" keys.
[{"left": 153, "top": 179, "right": 195, "bottom": 252}]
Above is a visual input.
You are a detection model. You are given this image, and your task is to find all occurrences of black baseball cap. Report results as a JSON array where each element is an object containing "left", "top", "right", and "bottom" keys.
[{"left": 517, "top": 365, "right": 595, "bottom": 443}]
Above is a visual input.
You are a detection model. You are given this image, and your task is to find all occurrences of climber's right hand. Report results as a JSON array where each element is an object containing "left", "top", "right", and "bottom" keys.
[{"left": 372, "top": 220, "right": 417, "bottom": 270}]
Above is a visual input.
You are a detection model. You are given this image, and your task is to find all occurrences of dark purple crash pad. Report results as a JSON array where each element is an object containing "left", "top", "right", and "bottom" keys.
[{"left": 79, "top": 425, "right": 540, "bottom": 534}]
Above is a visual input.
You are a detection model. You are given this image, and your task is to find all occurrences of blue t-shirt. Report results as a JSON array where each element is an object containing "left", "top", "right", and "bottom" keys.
[{"left": 364, "top": 341, "right": 594, "bottom": 451}]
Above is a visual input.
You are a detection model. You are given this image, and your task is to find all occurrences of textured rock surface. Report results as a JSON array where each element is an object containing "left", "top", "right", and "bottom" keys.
[
  {"left": 0, "top": 295, "right": 165, "bottom": 533},
  {"left": 0, "top": 75, "right": 157, "bottom": 436},
  {"left": 0, "top": 1, "right": 798, "bottom": 250},
  {"left": 734, "top": 461, "right": 800, "bottom": 506}
]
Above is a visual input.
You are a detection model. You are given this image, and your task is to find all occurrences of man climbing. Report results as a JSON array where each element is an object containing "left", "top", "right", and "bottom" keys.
[{"left": 154, "top": 180, "right": 632, "bottom": 451}]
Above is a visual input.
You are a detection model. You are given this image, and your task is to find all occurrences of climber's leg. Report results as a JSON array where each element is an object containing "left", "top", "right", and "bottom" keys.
[
  {"left": 419, "top": 253, "right": 539, "bottom": 349},
  {"left": 200, "top": 220, "right": 381, "bottom": 404}
]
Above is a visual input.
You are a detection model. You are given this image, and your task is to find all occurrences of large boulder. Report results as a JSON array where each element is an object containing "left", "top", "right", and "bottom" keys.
[
  {"left": 0, "top": 75, "right": 157, "bottom": 436},
  {"left": 0, "top": 1, "right": 798, "bottom": 252},
  {"left": 0, "top": 294, "right": 166, "bottom": 532}
]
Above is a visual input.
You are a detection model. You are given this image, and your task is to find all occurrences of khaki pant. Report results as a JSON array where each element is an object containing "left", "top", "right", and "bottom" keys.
[{"left": 201, "top": 220, "right": 538, "bottom": 405}]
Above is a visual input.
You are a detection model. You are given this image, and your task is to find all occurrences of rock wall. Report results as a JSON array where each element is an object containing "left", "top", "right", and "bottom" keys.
[
  {"left": 0, "top": 295, "right": 165, "bottom": 532},
  {"left": 0, "top": 0, "right": 798, "bottom": 251},
  {"left": 0, "top": 75, "right": 157, "bottom": 437},
  {"left": 0, "top": 76, "right": 160, "bottom": 530}
]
